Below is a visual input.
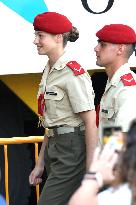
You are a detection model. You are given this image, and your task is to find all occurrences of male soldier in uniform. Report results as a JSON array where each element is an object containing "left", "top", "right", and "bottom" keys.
[{"left": 94, "top": 24, "right": 136, "bottom": 137}]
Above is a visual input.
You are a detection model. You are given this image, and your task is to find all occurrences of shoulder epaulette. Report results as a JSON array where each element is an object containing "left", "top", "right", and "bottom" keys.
[
  {"left": 120, "top": 73, "right": 136, "bottom": 86},
  {"left": 66, "top": 61, "right": 85, "bottom": 76}
]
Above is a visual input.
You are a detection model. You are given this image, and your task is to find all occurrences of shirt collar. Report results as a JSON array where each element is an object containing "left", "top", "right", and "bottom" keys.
[
  {"left": 109, "top": 63, "right": 131, "bottom": 86},
  {"left": 48, "top": 51, "right": 73, "bottom": 72}
]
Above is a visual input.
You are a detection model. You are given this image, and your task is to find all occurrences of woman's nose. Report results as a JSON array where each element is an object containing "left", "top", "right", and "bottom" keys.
[{"left": 33, "top": 36, "right": 39, "bottom": 45}]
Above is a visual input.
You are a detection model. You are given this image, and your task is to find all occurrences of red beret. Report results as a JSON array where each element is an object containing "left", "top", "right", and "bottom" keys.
[
  {"left": 96, "top": 24, "right": 136, "bottom": 44},
  {"left": 33, "top": 12, "right": 72, "bottom": 34}
]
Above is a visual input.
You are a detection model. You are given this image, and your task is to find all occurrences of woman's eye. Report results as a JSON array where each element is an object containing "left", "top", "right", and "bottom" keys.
[{"left": 100, "top": 42, "right": 106, "bottom": 47}]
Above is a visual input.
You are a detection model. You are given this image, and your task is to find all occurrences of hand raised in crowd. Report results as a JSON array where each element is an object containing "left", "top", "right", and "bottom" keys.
[{"left": 88, "top": 144, "right": 120, "bottom": 187}]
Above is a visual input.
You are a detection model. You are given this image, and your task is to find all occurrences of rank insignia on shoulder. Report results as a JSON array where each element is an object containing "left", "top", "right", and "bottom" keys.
[
  {"left": 120, "top": 73, "right": 136, "bottom": 86},
  {"left": 66, "top": 61, "right": 85, "bottom": 76}
]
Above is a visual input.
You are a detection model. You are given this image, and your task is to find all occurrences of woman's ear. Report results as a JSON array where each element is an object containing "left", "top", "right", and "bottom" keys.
[{"left": 56, "top": 34, "right": 63, "bottom": 43}]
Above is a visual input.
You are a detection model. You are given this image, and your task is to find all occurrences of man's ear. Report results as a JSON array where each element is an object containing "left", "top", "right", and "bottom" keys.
[{"left": 117, "top": 44, "right": 125, "bottom": 55}]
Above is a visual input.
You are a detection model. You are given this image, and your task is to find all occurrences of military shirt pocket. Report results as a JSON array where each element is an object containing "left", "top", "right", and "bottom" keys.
[
  {"left": 101, "top": 106, "right": 115, "bottom": 120},
  {"left": 45, "top": 88, "right": 64, "bottom": 118}
]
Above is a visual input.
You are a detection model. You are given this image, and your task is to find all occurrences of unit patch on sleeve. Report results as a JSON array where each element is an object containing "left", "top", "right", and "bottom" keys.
[
  {"left": 120, "top": 73, "right": 136, "bottom": 86},
  {"left": 66, "top": 61, "right": 85, "bottom": 76}
]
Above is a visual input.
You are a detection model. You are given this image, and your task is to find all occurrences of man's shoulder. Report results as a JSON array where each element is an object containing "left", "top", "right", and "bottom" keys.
[{"left": 120, "top": 72, "right": 136, "bottom": 86}]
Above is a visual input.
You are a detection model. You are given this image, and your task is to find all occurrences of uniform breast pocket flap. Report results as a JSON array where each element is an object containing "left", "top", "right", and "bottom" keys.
[{"left": 101, "top": 107, "right": 115, "bottom": 119}]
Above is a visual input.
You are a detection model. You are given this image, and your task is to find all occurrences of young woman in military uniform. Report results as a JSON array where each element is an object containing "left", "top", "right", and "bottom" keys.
[{"left": 29, "top": 11, "right": 98, "bottom": 205}]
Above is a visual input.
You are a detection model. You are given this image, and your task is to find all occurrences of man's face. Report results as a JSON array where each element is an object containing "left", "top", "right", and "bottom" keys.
[{"left": 94, "top": 40, "right": 119, "bottom": 68}]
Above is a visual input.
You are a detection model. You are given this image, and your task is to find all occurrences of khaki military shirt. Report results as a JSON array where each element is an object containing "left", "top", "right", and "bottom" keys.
[
  {"left": 99, "top": 63, "right": 136, "bottom": 136},
  {"left": 38, "top": 52, "right": 95, "bottom": 128}
]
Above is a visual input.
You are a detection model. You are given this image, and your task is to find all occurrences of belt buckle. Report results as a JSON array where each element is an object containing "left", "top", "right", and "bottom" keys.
[{"left": 56, "top": 126, "right": 75, "bottom": 135}]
